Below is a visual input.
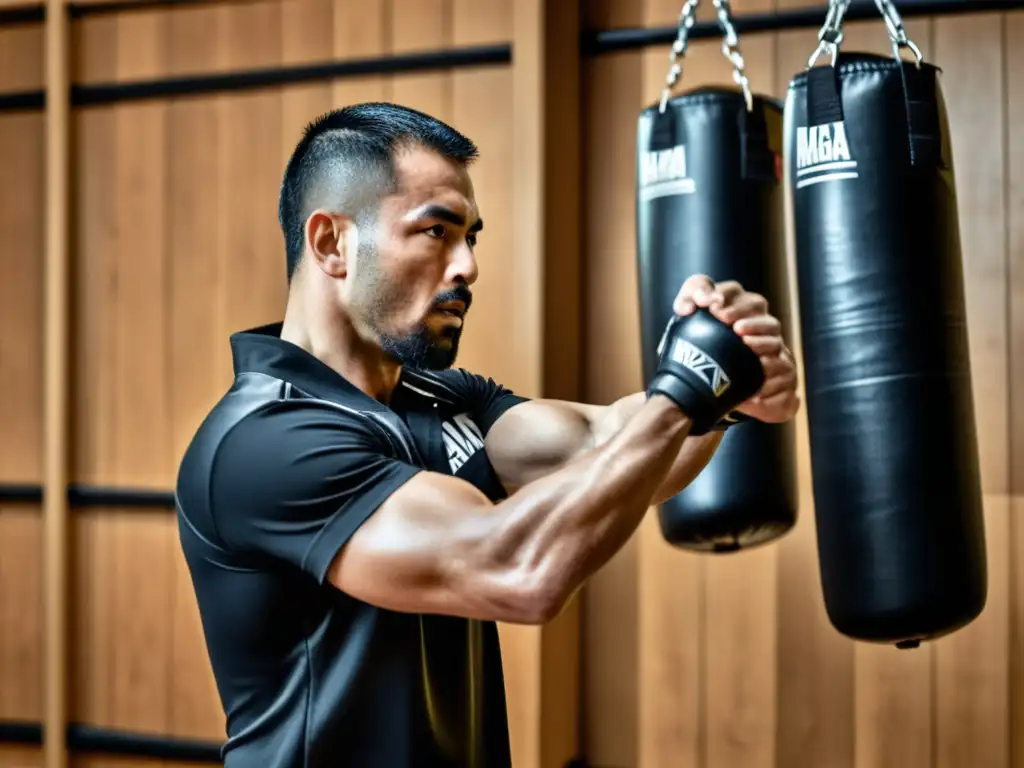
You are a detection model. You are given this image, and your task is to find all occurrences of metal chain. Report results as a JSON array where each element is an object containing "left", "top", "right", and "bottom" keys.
[
  {"left": 712, "top": 0, "right": 753, "bottom": 112},
  {"left": 874, "top": 0, "right": 923, "bottom": 65},
  {"left": 807, "top": 0, "right": 851, "bottom": 68},
  {"left": 658, "top": 0, "right": 754, "bottom": 113},
  {"left": 659, "top": 0, "right": 701, "bottom": 113},
  {"left": 808, "top": 0, "right": 922, "bottom": 68}
]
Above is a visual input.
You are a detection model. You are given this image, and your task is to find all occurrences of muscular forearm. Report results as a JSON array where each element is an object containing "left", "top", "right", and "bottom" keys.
[
  {"left": 474, "top": 395, "right": 690, "bottom": 622},
  {"left": 596, "top": 393, "right": 723, "bottom": 506}
]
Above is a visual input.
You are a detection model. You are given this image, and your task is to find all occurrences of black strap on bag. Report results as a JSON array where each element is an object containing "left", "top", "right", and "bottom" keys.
[
  {"left": 897, "top": 62, "right": 944, "bottom": 169},
  {"left": 738, "top": 98, "right": 780, "bottom": 183}
]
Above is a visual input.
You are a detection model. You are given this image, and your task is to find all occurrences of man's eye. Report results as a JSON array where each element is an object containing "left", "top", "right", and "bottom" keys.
[
  {"left": 467, "top": 233, "right": 478, "bottom": 248},
  {"left": 426, "top": 224, "right": 446, "bottom": 238}
]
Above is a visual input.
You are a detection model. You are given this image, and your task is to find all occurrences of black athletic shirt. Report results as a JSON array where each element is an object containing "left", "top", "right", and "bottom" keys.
[{"left": 175, "top": 322, "right": 529, "bottom": 768}]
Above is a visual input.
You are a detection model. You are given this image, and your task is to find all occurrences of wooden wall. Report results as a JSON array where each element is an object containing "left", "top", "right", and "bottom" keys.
[
  {"left": 2, "top": 1, "right": 1022, "bottom": 767},
  {"left": 2, "top": 0, "right": 582, "bottom": 766},
  {"left": 0, "top": 9, "right": 45, "bottom": 768},
  {"left": 581, "top": 1, "right": 1024, "bottom": 767}
]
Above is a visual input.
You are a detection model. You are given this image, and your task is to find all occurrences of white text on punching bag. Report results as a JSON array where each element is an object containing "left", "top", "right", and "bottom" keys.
[
  {"left": 795, "top": 121, "right": 859, "bottom": 189},
  {"left": 669, "top": 339, "right": 731, "bottom": 398},
  {"left": 639, "top": 144, "right": 696, "bottom": 201}
]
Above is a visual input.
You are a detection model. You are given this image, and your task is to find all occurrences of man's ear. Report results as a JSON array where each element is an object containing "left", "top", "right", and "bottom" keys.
[{"left": 305, "top": 210, "right": 358, "bottom": 279}]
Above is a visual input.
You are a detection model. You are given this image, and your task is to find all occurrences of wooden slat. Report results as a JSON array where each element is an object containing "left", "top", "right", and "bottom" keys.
[
  {"left": 932, "top": 12, "right": 1011, "bottom": 768},
  {"left": 0, "top": 504, "right": 43, "bottom": 722},
  {"left": 0, "top": 22, "right": 43, "bottom": 92},
  {"left": 580, "top": 21, "right": 644, "bottom": 768},
  {"left": 1009, "top": 13, "right": 1024, "bottom": 768},
  {"left": 0, "top": 42, "right": 45, "bottom": 740},
  {"left": 0, "top": 746, "right": 42, "bottom": 768},
  {"left": 635, "top": 3, "right": 707, "bottom": 767},
  {"left": 162, "top": 3, "right": 233, "bottom": 742},
  {"left": 684, "top": 3, "right": 782, "bottom": 766},
  {"left": 71, "top": 0, "right": 471, "bottom": 85},
  {"left": 43, "top": 0, "right": 71, "bottom": 765},
  {"left": 71, "top": 5, "right": 179, "bottom": 742},
  {"left": 508, "top": 2, "right": 583, "bottom": 765},
  {"left": 0, "top": 110, "right": 44, "bottom": 487},
  {"left": 390, "top": 0, "right": 449, "bottom": 114}
]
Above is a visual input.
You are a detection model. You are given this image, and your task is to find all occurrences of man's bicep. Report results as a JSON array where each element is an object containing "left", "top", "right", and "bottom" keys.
[
  {"left": 484, "top": 399, "right": 605, "bottom": 491},
  {"left": 210, "top": 404, "right": 423, "bottom": 583},
  {"left": 325, "top": 470, "right": 503, "bottom": 617}
]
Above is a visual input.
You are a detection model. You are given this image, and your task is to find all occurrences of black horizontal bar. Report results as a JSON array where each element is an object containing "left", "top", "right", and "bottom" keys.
[
  {"left": 0, "top": 483, "right": 42, "bottom": 503},
  {"left": 0, "top": 720, "right": 223, "bottom": 763},
  {"left": 72, "top": 44, "right": 511, "bottom": 106},
  {"left": 583, "top": 0, "right": 1024, "bottom": 54},
  {"left": 68, "top": 723, "right": 222, "bottom": 763},
  {"left": 0, "top": 45, "right": 509, "bottom": 114},
  {"left": 0, "top": 483, "right": 175, "bottom": 507},
  {"left": 0, "top": 89, "right": 45, "bottom": 112},
  {"left": 0, "top": 4, "right": 42, "bottom": 25},
  {"left": 0, "top": 720, "right": 41, "bottom": 745},
  {"left": 68, "top": 484, "right": 175, "bottom": 507},
  {"left": 0, "top": 0, "right": 267, "bottom": 25},
  {"left": 68, "top": 0, "right": 261, "bottom": 19}
]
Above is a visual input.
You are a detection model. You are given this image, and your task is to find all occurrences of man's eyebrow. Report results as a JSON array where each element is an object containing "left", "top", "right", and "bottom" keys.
[{"left": 410, "top": 204, "right": 483, "bottom": 233}]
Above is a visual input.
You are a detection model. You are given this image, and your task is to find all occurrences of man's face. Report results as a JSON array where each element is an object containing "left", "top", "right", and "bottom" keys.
[{"left": 347, "top": 146, "right": 482, "bottom": 370}]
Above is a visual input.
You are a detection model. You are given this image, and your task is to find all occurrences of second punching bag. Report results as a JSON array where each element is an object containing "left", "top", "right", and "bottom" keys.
[
  {"left": 785, "top": 0, "right": 987, "bottom": 645},
  {"left": 636, "top": 0, "right": 797, "bottom": 553}
]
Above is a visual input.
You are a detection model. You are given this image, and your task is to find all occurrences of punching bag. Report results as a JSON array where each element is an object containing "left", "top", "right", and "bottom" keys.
[
  {"left": 784, "top": 2, "right": 987, "bottom": 645},
  {"left": 636, "top": 3, "right": 797, "bottom": 553}
]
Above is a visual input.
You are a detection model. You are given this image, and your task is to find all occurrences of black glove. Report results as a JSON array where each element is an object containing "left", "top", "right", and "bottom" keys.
[{"left": 647, "top": 309, "right": 765, "bottom": 435}]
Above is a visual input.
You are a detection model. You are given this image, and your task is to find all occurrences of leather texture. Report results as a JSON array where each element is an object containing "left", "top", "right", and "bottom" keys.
[
  {"left": 785, "top": 53, "right": 987, "bottom": 645},
  {"left": 636, "top": 87, "right": 798, "bottom": 553},
  {"left": 648, "top": 309, "right": 766, "bottom": 435}
]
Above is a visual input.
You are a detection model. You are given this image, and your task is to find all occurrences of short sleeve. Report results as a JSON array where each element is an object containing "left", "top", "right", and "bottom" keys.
[
  {"left": 209, "top": 401, "right": 423, "bottom": 583},
  {"left": 432, "top": 369, "right": 530, "bottom": 434}
]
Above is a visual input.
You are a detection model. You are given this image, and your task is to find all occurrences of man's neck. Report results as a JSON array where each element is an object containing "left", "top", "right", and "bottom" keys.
[{"left": 280, "top": 300, "right": 402, "bottom": 404}]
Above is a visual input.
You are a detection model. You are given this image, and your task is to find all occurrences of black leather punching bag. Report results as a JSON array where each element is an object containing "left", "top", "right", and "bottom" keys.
[
  {"left": 785, "top": 18, "right": 987, "bottom": 644},
  {"left": 636, "top": 87, "right": 798, "bottom": 553}
]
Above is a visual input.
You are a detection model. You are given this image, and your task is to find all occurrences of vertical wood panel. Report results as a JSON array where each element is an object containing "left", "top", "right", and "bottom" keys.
[
  {"left": 0, "top": 22, "right": 43, "bottom": 92},
  {"left": 0, "top": 746, "right": 41, "bottom": 768},
  {"left": 694, "top": 4, "right": 781, "bottom": 766},
  {"left": 0, "top": 8, "right": 45, "bottom": 758},
  {"left": 580, "top": 1, "right": 647, "bottom": 763},
  {"left": 1009, "top": 15, "right": 1024, "bottom": 767},
  {"left": 508, "top": 3, "right": 583, "bottom": 765},
  {"left": 581, "top": 38, "right": 645, "bottom": 768},
  {"left": 164, "top": 6, "right": 234, "bottom": 744},
  {"left": 933, "top": 14, "right": 1011, "bottom": 768},
  {"left": 636, "top": 3, "right": 704, "bottom": 766}
]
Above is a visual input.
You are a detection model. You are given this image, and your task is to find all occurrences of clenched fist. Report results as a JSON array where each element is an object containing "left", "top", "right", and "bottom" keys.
[{"left": 673, "top": 274, "right": 800, "bottom": 424}]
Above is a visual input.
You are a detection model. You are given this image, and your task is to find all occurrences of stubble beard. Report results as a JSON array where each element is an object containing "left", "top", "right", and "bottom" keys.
[{"left": 356, "top": 238, "right": 462, "bottom": 372}]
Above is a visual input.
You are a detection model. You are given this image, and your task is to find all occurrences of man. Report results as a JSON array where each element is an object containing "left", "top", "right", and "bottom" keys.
[{"left": 176, "top": 102, "right": 800, "bottom": 768}]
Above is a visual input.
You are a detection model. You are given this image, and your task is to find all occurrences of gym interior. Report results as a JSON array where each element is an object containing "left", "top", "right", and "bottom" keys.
[{"left": 0, "top": 0, "right": 1021, "bottom": 766}]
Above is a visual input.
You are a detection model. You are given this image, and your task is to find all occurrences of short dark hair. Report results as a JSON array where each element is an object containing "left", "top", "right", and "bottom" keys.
[{"left": 278, "top": 102, "right": 479, "bottom": 280}]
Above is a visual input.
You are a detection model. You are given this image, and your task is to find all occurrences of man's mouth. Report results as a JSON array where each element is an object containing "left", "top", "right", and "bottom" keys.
[{"left": 435, "top": 302, "right": 466, "bottom": 318}]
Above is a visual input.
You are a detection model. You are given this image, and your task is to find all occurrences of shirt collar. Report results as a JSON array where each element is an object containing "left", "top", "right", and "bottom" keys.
[{"left": 228, "top": 322, "right": 387, "bottom": 410}]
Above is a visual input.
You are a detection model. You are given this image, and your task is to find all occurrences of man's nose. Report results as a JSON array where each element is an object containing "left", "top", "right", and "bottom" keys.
[{"left": 447, "top": 243, "right": 479, "bottom": 286}]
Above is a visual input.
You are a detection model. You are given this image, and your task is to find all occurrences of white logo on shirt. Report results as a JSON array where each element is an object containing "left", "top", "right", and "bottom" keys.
[{"left": 443, "top": 413, "right": 485, "bottom": 474}]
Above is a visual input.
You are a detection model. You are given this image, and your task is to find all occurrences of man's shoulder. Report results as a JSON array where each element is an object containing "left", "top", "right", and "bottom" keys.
[
  {"left": 180, "top": 374, "right": 373, "bottom": 482},
  {"left": 402, "top": 368, "right": 512, "bottom": 404}
]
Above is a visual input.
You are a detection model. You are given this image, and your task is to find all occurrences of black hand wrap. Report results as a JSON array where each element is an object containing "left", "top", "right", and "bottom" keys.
[{"left": 647, "top": 309, "right": 765, "bottom": 435}]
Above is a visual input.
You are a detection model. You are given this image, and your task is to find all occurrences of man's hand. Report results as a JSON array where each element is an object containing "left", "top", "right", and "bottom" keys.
[{"left": 673, "top": 274, "right": 800, "bottom": 424}]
